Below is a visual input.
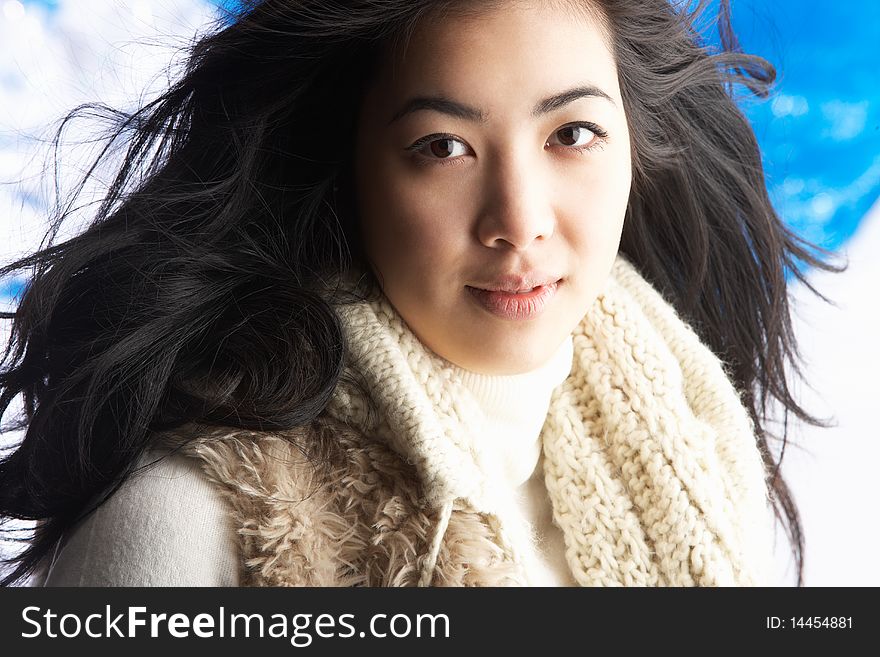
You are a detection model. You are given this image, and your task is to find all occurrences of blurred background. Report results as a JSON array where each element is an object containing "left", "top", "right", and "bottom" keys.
[{"left": 1, "top": 0, "right": 878, "bottom": 586}]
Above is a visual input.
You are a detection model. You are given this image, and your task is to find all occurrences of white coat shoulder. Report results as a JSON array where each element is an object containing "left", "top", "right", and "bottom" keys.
[{"left": 38, "top": 449, "right": 239, "bottom": 587}]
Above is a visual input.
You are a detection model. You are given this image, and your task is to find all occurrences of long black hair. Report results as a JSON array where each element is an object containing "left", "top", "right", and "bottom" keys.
[{"left": 0, "top": 0, "right": 842, "bottom": 586}]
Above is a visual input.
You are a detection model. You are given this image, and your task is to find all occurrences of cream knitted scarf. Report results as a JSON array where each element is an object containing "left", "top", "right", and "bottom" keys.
[{"left": 323, "top": 254, "right": 777, "bottom": 586}]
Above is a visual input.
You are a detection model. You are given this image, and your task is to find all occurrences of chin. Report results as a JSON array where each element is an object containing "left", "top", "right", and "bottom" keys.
[{"left": 456, "top": 343, "right": 554, "bottom": 376}]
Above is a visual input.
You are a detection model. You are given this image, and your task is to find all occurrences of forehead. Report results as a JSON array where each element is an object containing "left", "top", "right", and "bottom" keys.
[{"left": 369, "top": 1, "right": 620, "bottom": 113}]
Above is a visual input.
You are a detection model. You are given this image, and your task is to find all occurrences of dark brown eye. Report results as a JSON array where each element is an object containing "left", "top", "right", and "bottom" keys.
[
  {"left": 430, "top": 138, "right": 456, "bottom": 158},
  {"left": 409, "top": 135, "right": 469, "bottom": 161},
  {"left": 555, "top": 125, "right": 587, "bottom": 147}
]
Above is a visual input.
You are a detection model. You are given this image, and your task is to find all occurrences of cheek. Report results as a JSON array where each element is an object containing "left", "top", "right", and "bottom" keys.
[
  {"left": 562, "top": 160, "right": 629, "bottom": 234},
  {"left": 358, "top": 160, "right": 469, "bottom": 277},
  {"left": 557, "top": 156, "right": 631, "bottom": 291}
]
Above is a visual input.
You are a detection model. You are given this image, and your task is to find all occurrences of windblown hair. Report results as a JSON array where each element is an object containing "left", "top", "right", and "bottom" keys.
[{"left": 0, "top": 0, "right": 841, "bottom": 586}]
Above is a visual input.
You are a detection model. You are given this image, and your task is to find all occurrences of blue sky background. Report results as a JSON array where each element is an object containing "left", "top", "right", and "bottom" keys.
[{"left": 721, "top": 0, "right": 880, "bottom": 254}]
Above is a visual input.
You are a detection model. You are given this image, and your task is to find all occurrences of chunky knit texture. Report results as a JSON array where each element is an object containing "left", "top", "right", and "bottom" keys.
[
  {"left": 178, "top": 253, "right": 776, "bottom": 586},
  {"left": 541, "top": 257, "right": 776, "bottom": 585}
]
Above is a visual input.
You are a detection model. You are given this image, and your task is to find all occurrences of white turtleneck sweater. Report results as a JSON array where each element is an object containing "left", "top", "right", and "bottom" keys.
[
  {"left": 449, "top": 335, "right": 576, "bottom": 586},
  {"left": 37, "top": 337, "right": 576, "bottom": 587}
]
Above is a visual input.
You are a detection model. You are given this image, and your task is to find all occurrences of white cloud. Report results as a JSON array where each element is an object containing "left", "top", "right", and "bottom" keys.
[
  {"left": 821, "top": 99, "right": 870, "bottom": 141},
  {"left": 771, "top": 93, "right": 810, "bottom": 118},
  {"left": 1, "top": 0, "right": 219, "bottom": 269}
]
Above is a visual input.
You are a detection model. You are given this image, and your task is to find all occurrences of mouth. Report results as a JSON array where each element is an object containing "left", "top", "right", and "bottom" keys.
[
  {"left": 468, "top": 274, "right": 563, "bottom": 294},
  {"left": 486, "top": 286, "right": 541, "bottom": 294},
  {"left": 465, "top": 279, "right": 562, "bottom": 321}
]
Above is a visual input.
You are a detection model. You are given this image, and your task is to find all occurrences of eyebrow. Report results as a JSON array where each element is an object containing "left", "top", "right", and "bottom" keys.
[{"left": 387, "top": 85, "right": 615, "bottom": 125}]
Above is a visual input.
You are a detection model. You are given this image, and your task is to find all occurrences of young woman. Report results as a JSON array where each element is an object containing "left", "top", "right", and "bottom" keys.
[{"left": 0, "top": 0, "right": 839, "bottom": 586}]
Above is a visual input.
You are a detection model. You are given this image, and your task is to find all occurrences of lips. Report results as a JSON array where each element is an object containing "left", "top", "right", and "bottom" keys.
[
  {"left": 469, "top": 272, "right": 562, "bottom": 294},
  {"left": 465, "top": 280, "right": 561, "bottom": 320}
]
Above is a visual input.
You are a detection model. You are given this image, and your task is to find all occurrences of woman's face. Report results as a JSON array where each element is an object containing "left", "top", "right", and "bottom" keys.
[{"left": 354, "top": 1, "right": 631, "bottom": 374}]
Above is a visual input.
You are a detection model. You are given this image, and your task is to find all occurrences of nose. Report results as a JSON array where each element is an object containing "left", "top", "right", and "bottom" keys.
[{"left": 475, "top": 154, "right": 556, "bottom": 251}]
